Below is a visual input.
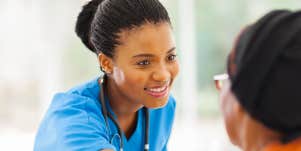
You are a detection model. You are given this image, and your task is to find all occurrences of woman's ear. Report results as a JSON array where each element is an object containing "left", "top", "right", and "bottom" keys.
[{"left": 98, "top": 53, "right": 113, "bottom": 74}]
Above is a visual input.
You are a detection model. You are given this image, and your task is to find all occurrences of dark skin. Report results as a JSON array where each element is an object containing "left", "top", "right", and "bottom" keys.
[{"left": 98, "top": 22, "right": 179, "bottom": 150}]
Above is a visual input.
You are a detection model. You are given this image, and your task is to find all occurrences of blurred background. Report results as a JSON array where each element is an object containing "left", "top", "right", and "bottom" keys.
[{"left": 1, "top": 0, "right": 301, "bottom": 150}]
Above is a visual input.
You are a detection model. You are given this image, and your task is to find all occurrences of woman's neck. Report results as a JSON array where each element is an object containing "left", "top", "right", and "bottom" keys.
[
  {"left": 105, "top": 77, "right": 142, "bottom": 116},
  {"left": 104, "top": 77, "right": 143, "bottom": 138}
]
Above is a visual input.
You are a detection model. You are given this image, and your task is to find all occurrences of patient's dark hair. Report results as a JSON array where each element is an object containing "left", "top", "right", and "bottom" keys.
[
  {"left": 75, "top": 0, "right": 171, "bottom": 58},
  {"left": 227, "top": 10, "right": 301, "bottom": 143}
]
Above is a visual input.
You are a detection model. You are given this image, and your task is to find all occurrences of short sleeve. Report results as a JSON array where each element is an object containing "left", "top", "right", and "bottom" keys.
[{"left": 34, "top": 93, "right": 116, "bottom": 151}]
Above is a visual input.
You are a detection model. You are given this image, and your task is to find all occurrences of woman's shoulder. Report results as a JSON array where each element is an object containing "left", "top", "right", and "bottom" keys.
[
  {"left": 65, "top": 77, "right": 100, "bottom": 99},
  {"left": 36, "top": 77, "right": 107, "bottom": 137},
  {"left": 44, "top": 77, "right": 104, "bottom": 123},
  {"left": 35, "top": 77, "right": 115, "bottom": 151},
  {"left": 51, "top": 77, "right": 100, "bottom": 108}
]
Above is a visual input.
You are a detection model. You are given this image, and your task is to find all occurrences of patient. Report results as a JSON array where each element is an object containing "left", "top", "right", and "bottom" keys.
[{"left": 215, "top": 9, "right": 301, "bottom": 151}]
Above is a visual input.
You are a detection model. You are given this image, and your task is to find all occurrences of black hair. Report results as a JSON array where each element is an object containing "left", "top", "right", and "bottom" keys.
[
  {"left": 75, "top": 0, "right": 171, "bottom": 58},
  {"left": 228, "top": 9, "right": 301, "bottom": 143}
]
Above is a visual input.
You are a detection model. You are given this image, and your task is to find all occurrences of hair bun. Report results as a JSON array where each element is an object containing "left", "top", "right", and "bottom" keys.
[{"left": 75, "top": 0, "right": 104, "bottom": 52}]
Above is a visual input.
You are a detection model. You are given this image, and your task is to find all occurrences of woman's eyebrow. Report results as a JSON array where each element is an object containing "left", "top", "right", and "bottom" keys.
[
  {"left": 167, "top": 47, "right": 176, "bottom": 53},
  {"left": 132, "top": 47, "right": 176, "bottom": 58}
]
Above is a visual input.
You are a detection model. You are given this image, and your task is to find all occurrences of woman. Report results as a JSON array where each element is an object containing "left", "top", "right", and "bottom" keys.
[
  {"left": 215, "top": 10, "right": 301, "bottom": 151},
  {"left": 34, "top": 0, "right": 179, "bottom": 150}
]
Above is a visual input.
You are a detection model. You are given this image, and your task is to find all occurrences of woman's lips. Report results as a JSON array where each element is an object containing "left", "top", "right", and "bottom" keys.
[{"left": 145, "top": 85, "right": 169, "bottom": 98}]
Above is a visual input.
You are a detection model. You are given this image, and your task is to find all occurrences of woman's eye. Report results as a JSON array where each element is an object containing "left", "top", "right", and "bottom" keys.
[
  {"left": 137, "top": 60, "right": 150, "bottom": 66},
  {"left": 167, "top": 54, "right": 177, "bottom": 61}
]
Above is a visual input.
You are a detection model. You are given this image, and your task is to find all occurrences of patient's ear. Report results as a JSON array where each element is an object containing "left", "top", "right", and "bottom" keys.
[
  {"left": 232, "top": 94, "right": 245, "bottom": 119},
  {"left": 220, "top": 83, "right": 244, "bottom": 118}
]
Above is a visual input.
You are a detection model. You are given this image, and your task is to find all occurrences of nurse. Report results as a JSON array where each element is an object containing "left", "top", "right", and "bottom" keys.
[{"left": 34, "top": 0, "right": 179, "bottom": 150}]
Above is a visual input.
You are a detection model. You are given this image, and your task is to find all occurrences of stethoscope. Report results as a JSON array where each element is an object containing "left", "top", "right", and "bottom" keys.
[{"left": 98, "top": 75, "right": 149, "bottom": 151}]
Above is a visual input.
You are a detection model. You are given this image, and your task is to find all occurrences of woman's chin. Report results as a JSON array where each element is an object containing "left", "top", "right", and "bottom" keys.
[{"left": 144, "top": 97, "right": 169, "bottom": 109}]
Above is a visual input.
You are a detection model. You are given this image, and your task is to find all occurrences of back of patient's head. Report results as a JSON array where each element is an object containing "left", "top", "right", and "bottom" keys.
[{"left": 228, "top": 9, "right": 301, "bottom": 142}]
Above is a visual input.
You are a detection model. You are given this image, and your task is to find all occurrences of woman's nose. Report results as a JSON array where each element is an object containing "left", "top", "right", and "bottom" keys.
[{"left": 152, "top": 65, "right": 171, "bottom": 83}]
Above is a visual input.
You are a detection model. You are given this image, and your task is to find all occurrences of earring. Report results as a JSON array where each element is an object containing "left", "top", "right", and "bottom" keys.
[
  {"left": 100, "top": 66, "right": 112, "bottom": 74},
  {"left": 99, "top": 66, "right": 105, "bottom": 73},
  {"left": 105, "top": 70, "right": 112, "bottom": 74}
]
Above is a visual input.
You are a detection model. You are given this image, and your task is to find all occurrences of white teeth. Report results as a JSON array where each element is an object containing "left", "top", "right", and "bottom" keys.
[{"left": 149, "top": 86, "right": 166, "bottom": 92}]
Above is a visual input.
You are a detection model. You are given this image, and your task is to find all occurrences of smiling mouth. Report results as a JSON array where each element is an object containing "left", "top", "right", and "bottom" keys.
[{"left": 144, "top": 84, "right": 170, "bottom": 98}]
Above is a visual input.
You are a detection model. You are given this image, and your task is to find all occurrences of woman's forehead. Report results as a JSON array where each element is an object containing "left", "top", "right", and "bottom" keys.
[
  {"left": 118, "top": 22, "right": 173, "bottom": 43},
  {"left": 114, "top": 22, "right": 175, "bottom": 57}
]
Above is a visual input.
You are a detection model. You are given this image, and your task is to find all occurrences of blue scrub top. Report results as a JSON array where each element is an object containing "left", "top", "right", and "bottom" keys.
[{"left": 34, "top": 77, "right": 176, "bottom": 151}]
